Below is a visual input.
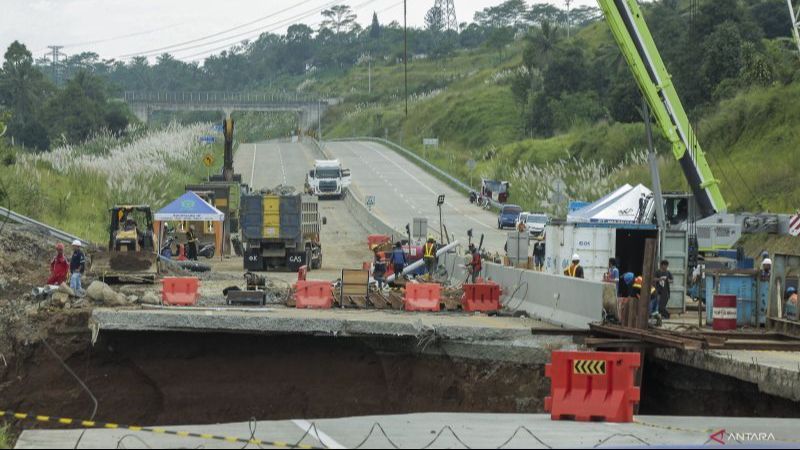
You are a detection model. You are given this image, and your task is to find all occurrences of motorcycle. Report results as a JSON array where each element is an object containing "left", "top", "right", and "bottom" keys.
[{"left": 198, "top": 242, "right": 216, "bottom": 259}]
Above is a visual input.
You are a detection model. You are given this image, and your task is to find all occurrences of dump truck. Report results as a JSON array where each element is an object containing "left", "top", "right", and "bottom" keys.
[{"left": 240, "top": 192, "right": 323, "bottom": 271}]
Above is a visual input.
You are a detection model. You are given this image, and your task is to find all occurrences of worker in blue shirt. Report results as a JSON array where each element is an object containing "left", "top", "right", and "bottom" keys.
[
  {"left": 390, "top": 242, "right": 407, "bottom": 279},
  {"left": 69, "top": 240, "right": 86, "bottom": 295}
]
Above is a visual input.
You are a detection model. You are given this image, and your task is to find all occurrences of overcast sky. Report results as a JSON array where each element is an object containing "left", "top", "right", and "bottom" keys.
[{"left": 1, "top": 0, "right": 595, "bottom": 64}]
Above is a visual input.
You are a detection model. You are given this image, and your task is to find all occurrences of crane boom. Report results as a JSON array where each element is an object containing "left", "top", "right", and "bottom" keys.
[{"left": 596, "top": 0, "right": 727, "bottom": 217}]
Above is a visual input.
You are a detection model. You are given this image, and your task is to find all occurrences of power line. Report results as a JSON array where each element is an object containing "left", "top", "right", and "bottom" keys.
[
  {"left": 61, "top": 22, "right": 189, "bottom": 50},
  {"left": 161, "top": 0, "right": 340, "bottom": 58},
  {"left": 178, "top": 0, "right": 388, "bottom": 62},
  {"left": 117, "top": 0, "right": 321, "bottom": 59}
]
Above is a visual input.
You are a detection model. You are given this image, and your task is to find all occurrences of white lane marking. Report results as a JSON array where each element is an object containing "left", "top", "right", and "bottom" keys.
[
  {"left": 276, "top": 142, "right": 288, "bottom": 185},
  {"left": 356, "top": 142, "right": 495, "bottom": 231},
  {"left": 291, "top": 420, "right": 345, "bottom": 449},
  {"left": 249, "top": 143, "right": 257, "bottom": 187}
]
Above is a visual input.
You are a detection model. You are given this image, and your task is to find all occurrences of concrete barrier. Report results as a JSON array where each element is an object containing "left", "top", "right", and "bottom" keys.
[{"left": 442, "top": 252, "right": 608, "bottom": 329}]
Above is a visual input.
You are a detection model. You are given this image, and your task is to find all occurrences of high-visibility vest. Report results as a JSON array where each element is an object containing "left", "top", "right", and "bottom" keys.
[
  {"left": 424, "top": 243, "right": 436, "bottom": 258},
  {"left": 565, "top": 264, "right": 581, "bottom": 277}
]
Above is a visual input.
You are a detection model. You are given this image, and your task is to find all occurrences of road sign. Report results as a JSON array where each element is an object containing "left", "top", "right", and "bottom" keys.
[
  {"left": 790, "top": 213, "right": 800, "bottom": 236},
  {"left": 202, "top": 154, "right": 215, "bottom": 168},
  {"left": 423, "top": 138, "right": 439, "bottom": 148},
  {"left": 437, "top": 194, "right": 446, "bottom": 206},
  {"left": 199, "top": 135, "right": 215, "bottom": 145},
  {"left": 366, "top": 195, "right": 376, "bottom": 211},
  {"left": 466, "top": 159, "right": 476, "bottom": 171}
]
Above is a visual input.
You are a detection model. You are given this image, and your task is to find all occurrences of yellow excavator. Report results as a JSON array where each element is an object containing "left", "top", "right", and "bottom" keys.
[{"left": 90, "top": 205, "right": 158, "bottom": 282}]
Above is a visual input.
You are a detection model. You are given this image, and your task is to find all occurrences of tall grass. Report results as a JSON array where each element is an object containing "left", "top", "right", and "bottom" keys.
[{"left": 1, "top": 123, "right": 223, "bottom": 242}]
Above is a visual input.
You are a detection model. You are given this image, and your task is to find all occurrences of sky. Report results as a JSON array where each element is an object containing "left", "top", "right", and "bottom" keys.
[{"left": 0, "top": 0, "right": 596, "bottom": 64}]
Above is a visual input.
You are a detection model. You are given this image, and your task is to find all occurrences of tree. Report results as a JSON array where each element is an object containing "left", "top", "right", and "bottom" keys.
[
  {"left": 425, "top": 6, "right": 445, "bottom": 33},
  {"left": 320, "top": 5, "right": 357, "bottom": 35},
  {"left": 0, "top": 41, "right": 50, "bottom": 122},
  {"left": 475, "top": 0, "right": 527, "bottom": 29},
  {"left": 526, "top": 4, "right": 564, "bottom": 26},
  {"left": 701, "top": 21, "right": 744, "bottom": 95},
  {"left": 370, "top": 12, "right": 381, "bottom": 39},
  {"left": 486, "top": 27, "right": 515, "bottom": 58},
  {"left": 749, "top": 0, "right": 791, "bottom": 39},
  {"left": 0, "top": 41, "right": 51, "bottom": 150}
]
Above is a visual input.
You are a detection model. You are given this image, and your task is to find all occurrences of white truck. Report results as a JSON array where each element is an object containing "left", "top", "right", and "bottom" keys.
[{"left": 306, "top": 159, "right": 351, "bottom": 199}]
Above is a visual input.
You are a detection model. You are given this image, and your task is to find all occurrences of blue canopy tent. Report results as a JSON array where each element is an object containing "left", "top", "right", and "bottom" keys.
[{"left": 154, "top": 191, "right": 225, "bottom": 258}]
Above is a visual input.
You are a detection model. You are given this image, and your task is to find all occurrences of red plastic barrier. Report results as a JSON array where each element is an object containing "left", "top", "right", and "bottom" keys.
[
  {"left": 544, "top": 351, "right": 640, "bottom": 423},
  {"left": 297, "top": 265, "right": 308, "bottom": 282},
  {"left": 367, "top": 234, "right": 391, "bottom": 250},
  {"left": 161, "top": 277, "right": 200, "bottom": 306},
  {"left": 295, "top": 280, "right": 333, "bottom": 309},
  {"left": 462, "top": 282, "right": 501, "bottom": 312},
  {"left": 404, "top": 283, "right": 441, "bottom": 312}
]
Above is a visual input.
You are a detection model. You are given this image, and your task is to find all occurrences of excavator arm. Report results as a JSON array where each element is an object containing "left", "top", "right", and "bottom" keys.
[{"left": 597, "top": 0, "right": 727, "bottom": 217}]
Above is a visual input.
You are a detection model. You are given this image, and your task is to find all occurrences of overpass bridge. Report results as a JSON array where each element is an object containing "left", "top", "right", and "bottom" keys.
[{"left": 122, "top": 91, "right": 332, "bottom": 129}]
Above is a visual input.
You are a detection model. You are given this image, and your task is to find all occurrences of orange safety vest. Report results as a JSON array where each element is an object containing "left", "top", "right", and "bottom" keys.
[{"left": 424, "top": 242, "right": 436, "bottom": 258}]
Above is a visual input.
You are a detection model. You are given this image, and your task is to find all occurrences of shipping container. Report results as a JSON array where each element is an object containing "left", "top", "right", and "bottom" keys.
[{"left": 544, "top": 221, "right": 688, "bottom": 310}]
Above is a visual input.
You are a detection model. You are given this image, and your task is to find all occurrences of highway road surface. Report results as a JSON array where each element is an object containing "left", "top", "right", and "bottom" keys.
[
  {"left": 233, "top": 140, "right": 372, "bottom": 273},
  {"left": 325, "top": 140, "right": 508, "bottom": 253}
]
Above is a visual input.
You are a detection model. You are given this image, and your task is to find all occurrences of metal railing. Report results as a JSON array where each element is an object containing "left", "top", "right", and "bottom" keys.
[
  {"left": 122, "top": 91, "right": 323, "bottom": 105},
  {"left": 0, "top": 206, "right": 91, "bottom": 246}
]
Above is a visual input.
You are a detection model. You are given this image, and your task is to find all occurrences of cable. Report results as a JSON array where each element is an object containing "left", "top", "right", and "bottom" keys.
[
  {"left": 116, "top": 434, "right": 153, "bottom": 449},
  {"left": 593, "top": 433, "right": 650, "bottom": 447},
  {"left": 41, "top": 339, "right": 98, "bottom": 450},
  {"left": 118, "top": 0, "right": 321, "bottom": 58},
  {"left": 62, "top": 22, "right": 188, "bottom": 49},
  {"left": 177, "top": 0, "right": 387, "bottom": 61},
  {"left": 495, "top": 426, "right": 552, "bottom": 449}
]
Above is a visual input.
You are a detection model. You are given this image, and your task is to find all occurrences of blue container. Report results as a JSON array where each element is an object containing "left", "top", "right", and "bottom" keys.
[{"left": 705, "top": 273, "right": 757, "bottom": 327}]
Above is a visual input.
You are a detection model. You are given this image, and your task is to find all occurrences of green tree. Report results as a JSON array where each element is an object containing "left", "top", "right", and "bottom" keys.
[
  {"left": 320, "top": 5, "right": 358, "bottom": 34},
  {"left": 425, "top": 6, "right": 444, "bottom": 33},
  {"left": 370, "top": 12, "right": 381, "bottom": 39},
  {"left": 0, "top": 41, "right": 52, "bottom": 150},
  {"left": 701, "top": 21, "right": 744, "bottom": 93}
]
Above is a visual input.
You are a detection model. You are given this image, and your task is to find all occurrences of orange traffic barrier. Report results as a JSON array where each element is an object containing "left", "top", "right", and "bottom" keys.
[
  {"left": 462, "top": 282, "right": 501, "bottom": 312},
  {"left": 544, "top": 351, "right": 640, "bottom": 423},
  {"left": 403, "top": 283, "right": 441, "bottom": 312},
  {"left": 295, "top": 280, "right": 333, "bottom": 309},
  {"left": 176, "top": 243, "right": 187, "bottom": 261},
  {"left": 161, "top": 277, "right": 201, "bottom": 306}
]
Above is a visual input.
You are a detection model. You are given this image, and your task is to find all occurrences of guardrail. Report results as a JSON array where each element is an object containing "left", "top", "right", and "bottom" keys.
[
  {"left": 329, "top": 137, "right": 502, "bottom": 210},
  {"left": 0, "top": 206, "right": 91, "bottom": 247},
  {"left": 123, "top": 91, "right": 324, "bottom": 105}
]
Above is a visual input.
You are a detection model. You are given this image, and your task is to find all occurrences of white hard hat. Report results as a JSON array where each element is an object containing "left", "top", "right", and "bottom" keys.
[
  {"left": 572, "top": 254, "right": 580, "bottom": 262},
  {"left": 71, "top": 239, "right": 82, "bottom": 247},
  {"left": 762, "top": 258, "right": 772, "bottom": 266}
]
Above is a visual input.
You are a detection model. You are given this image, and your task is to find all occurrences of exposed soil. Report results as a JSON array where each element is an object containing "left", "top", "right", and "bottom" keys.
[
  {"left": 1, "top": 329, "right": 547, "bottom": 427},
  {"left": 0, "top": 225, "right": 54, "bottom": 301},
  {"left": 640, "top": 357, "right": 800, "bottom": 418}
]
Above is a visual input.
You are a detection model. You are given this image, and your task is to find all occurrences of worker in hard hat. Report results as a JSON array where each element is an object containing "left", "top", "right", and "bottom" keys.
[
  {"left": 372, "top": 249, "right": 387, "bottom": 291},
  {"left": 563, "top": 254, "right": 584, "bottom": 278},
  {"left": 785, "top": 287, "right": 798, "bottom": 321},
  {"left": 390, "top": 242, "right": 407, "bottom": 279},
  {"left": 69, "top": 240, "right": 86, "bottom": 295},
  {"left": 47, "top": 242, "right": 70, "bottom": 285},
  {"left": 760, "top": 258, "right": 772, "bottom": 282},
  {"left": 467, "top": 243, "right": 482, "bottom": 283},
  {"left": 423, "top": 236, "right": 438, "bottom": 281}
]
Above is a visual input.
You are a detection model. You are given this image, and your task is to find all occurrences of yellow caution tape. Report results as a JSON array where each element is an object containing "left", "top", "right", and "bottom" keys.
[{"left": 1, "top": 410, "right": 324, "bottom": 449}]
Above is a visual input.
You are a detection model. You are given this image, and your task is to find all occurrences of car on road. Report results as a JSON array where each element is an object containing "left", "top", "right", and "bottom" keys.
[
  {"left": 498, "top": 204, "right": 523, "bottom": 229},
  {"left": 524, "top": 213, "right": 549, "bottom": 238}
]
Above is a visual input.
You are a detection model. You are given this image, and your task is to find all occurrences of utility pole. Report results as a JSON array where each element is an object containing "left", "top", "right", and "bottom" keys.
[
  {"left": 317, "top": 99, "right": 322, "bottom": 141},
  {"left": 404, "top": 0, "right": 408, "bottom": 117},
  {"left": 368, "top": 58, "right": 372, "bottom": 95},
  {"left": 47, "top": 45, "right": 63, "bottom": 86}
]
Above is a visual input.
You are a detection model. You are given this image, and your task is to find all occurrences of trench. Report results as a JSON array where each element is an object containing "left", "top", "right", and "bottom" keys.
[{"left": 2, "top": 324, "right": 799, "bottom": 431}]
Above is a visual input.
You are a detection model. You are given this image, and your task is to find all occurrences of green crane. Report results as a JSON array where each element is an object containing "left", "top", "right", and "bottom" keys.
[{"left": 597, "top": 0, "right": 727, "bottom": 218}]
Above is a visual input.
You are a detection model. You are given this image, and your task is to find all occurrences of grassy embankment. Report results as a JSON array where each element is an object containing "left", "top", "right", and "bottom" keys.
[
  {"left": 318, "top": 34, "right": 800, "bottom": 215},
  {"left": 0, "top": 123, "right": 224, "bottom": 243}
]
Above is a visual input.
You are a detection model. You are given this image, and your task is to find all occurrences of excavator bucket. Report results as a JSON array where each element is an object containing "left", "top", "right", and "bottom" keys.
[{"left": 90, "top": 250, "right": 158, "bottom": 283}]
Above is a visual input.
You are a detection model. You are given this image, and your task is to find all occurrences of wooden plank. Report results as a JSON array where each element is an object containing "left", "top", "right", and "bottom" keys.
[
  {"left": 638, "top": 239, "right": 658, "bottom": 330},
  {"left": 590, "top": 323, "right": 703, "bottom": 350}
]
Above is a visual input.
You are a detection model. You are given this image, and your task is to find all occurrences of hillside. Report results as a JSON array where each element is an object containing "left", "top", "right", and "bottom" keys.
[{"left": 320, "top": 2, "right": 800, "bottom": 215}]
